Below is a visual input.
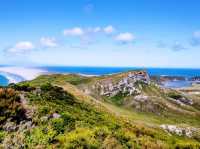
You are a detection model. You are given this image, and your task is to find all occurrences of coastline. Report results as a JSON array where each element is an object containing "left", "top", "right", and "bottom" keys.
[
  {"left": 0, "top": 67, "right": 47, "bottom": 84},
  {"left": 0, "top": 66, "right": 200, "bottom": 88}
]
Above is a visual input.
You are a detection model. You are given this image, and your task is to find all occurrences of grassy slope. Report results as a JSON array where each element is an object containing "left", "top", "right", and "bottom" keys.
[
  {"left": 11, "top": 73, "right": 200, "bottom": 148},
  {"left": 24, "top": 74, "right": 200, "bottom": 127}
]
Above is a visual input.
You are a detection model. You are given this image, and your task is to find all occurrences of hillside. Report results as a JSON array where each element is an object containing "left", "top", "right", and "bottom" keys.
[
  {"left": 26, "top": 71, "right": 200, "bottom": 126},
  {"left": 0, "top": 70, "right": 200, "bottom": 148}
]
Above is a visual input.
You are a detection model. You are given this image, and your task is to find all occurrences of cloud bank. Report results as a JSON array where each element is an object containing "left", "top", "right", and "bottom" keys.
[
  {"left": 115, "top": 32, "right": 135, "bottom": 43},
  {"left": 40, "top": 37, "right": 57, "bottom": 48},
  {"left": 6, "top": 41, "right": 34, "bottom": 55}
]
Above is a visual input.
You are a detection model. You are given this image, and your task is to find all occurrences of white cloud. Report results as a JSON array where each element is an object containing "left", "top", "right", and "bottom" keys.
[
  {"left": 115, "top": 32, "right": 135, "bottom": 43},
  {"left": 104, "top": 25, "right": 115, "bottom": 34},
  {"left": 40, "top": 37, "right": 57, "bottom": 48},
  {"left": 64, "top": 27, "right": 84, "bottom": 36},
  {"left": 7, "top": 41, "right": 34, "bottom": 54},
  {"left": 63, "top": 25, "right": 115, "bottom": 37}
]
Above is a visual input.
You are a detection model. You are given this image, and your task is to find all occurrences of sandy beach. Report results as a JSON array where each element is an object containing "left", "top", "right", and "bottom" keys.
[{"left": 0, "top": 66, "right": 47, "bottom": 83}]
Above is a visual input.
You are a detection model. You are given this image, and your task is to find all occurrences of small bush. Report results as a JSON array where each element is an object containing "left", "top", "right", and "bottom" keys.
[
  {"left": 0, "top": 88, "right": 27, "bottom": 124},
  {"left": 56, "top": 128, "right": 100, "bottom": 148},
  {"left": 110, "top": 91, "right": 128, "bottom": 105},
  {"left": 102, "top": 135, "right": 123, "bottom": 149},
  {"left": 61, "top": 112, "right": 75, "bottom": 130},
  {"left": 0, "top": 131, "right": 5, "bottom": 143},
  {"left": 39, "top": 83, "right": 75, "bottom": 104},
  {"left": 9, "top": 83, "right": 35, "bottom": 92},
  {"left": 94, "top": 127, "right": 110, "bottom": 141},
  {"left": 175, "top": 142, "right": 200, "bottom": 149},
  {"left": 167, "top": 92, "right": 182, "bottom": 100},
  {"left": 25, "top": 127, "right": 56, "bottom": 147},
  {"left": 51, "top": 118, "right": 65, "bottom": 133},
  {"left": 40, "top": 83, "right": 53, "bottom": 91},
  {"left": 40, "top": 106, "right": 49, "bottom": 115}
]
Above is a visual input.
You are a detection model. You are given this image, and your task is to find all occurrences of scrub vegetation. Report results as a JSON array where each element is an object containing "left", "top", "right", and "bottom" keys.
[{"left": 0, "top": 71, "right": 200, "bottom": 148}]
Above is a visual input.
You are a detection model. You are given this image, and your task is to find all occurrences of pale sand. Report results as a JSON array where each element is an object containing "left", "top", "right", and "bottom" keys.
[{"left": 0, "top": 67, "right": 47, "bottom": 83}]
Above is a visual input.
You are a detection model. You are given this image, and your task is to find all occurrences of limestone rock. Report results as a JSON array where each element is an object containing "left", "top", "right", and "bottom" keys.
[
  {"left": 3, "top": 121, "right": 17, "bottom": 132},
  {"left": 51, "top": 113, "right": 61, "bottom": 119},
  {"left": 160, "top": 124, "right": 198, "bottom": 138},
  {"left": 95, "top": 71, "right": 149, "bottom": 97}
]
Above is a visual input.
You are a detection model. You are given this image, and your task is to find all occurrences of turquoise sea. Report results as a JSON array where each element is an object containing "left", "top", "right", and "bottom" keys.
[
  {"left": 0, "top": 66, "right": 200, "bottom": 87},
  {"left": 41, "top": 66, "right": 200, "bottom": 77},
  {"left": 0, "top": 75, "right": 9, "bottom": 86}
]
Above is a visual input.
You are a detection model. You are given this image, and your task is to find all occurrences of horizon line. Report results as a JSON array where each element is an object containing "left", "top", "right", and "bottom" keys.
[{"left": 0, "top": 64, "right": 200, "bottom": 69}]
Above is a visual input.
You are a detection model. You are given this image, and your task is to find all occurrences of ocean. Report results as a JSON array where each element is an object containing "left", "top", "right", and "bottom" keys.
[
  {"left": 0, "top": 75, "right": 9, "bottom": 86},
  {"left": 0, "top": 66, "right": 200, "bottom": 87},
  {"left": 41, "top": 67, "right": 200, "bottom": 77}
]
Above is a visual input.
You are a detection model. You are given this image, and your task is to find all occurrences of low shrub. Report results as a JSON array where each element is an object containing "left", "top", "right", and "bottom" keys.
[
  {"left": 51, "top": 118, "right": 65, "bottom": 134},
  {"left": 0, "top": 131, "right": 5, "bottom": 143},
  {"left": 61, "top": 112, "right": 75, "bottom": 131},
  {"left": 9, "top": 83, "right": 35, "bottom": 92},
  {"left": 25, "top": 127, "right": 56, "bottom": 147},
  {"left": 40, "top": 83, "right": 75, "bottom": 104},
  {"left": 56, "top": 128, "right": 100, "bottom": 148},
  {"left": 167, "top": 92, "right": 182, "bottom": 100},
  {"left": 0, "top": 88, "right": 27, "bottom": 124}
]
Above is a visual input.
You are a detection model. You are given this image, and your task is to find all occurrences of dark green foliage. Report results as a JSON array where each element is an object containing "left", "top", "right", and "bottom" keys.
[
  {"left": 110, "top": 91, "right": 129, "bottom": 105},
  {"left": 50, "top": 113, "right": 75, "bottom": 134},
  {"left": 51, "top": 118, "right": 65, "bottom": 133},
  {"left": 61, "top": 112, "right": 75, "bottom": 131},
  {"left": 9, "top": 83, "right": 35, "bottom": 92},
  {"left": 40, "top": 82, "right": 54, "bottom": 91},
  {"left": 65, "top": 76, "right": 91, "bottom": 85},
  {"left": 0, "top": 88, "right": 27, "bottom": 124},
  {"left": 0, "top": 81, "right": 200, "bottom": 148},
  {"left": 175, "top": 143, "right": 200, "bottom": 149},
  {"left": 167, "top": 91, "right": 183, "bottom": 100},
  {"left": 40, "top": 106, "right": 49, "bottom": 115},
  {"left": 0, "top": 131, "right": 5, "bottom": 143},
  {"left": 39, "top": 83, "right": 75, "bottom": 104}
]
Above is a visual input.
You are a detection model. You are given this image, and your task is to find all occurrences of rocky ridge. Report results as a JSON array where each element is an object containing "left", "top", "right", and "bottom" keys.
[
  {"left": 160, "top": 124, "right": 200, "bottom": 140},
  {"left": 93, "top": 71, "right": 150, "bottom": 97}
]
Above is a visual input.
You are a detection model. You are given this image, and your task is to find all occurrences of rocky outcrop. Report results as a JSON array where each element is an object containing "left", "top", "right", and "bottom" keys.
[
  {"left": 168, "top": 96, "right": 193, "bottom": 106},
  {"left": 160, "top": 124, "right": 200, "bottom": 139},
  {"left": 94, "top": 71, "right": 150, "bottom": 97},
  {"left": 167, "top": 91, "right": 193, "bottom": 106},
  {"left": 134, "top": 95, "right": 149, "bottom": 102}
]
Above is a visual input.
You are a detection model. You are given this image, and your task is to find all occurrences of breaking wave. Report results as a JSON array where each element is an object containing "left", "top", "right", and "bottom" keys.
[{"left": 0, "top": 67, "right": 47, "bottom": 84}]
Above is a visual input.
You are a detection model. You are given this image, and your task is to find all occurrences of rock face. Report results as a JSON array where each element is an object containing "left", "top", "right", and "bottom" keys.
[
  {"left": 94, "top": 71, "right": 150, "bottom": 97},
  {"left": 134, "top": 95, "right": 149, "bottom": 102},
  {"left": 160, "top": 124, "right": 199, "bottom": 138},
  {"left": 167, "top": 91, "right": 193, "bottom": 106},
  {"left": 168, "top": 96, "right": 193, "bottom": 106}
]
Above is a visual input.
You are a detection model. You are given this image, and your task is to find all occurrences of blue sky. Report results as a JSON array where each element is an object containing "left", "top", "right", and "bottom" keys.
[{"left": 0, "top": 0, "right": 200, "bottom": 68}]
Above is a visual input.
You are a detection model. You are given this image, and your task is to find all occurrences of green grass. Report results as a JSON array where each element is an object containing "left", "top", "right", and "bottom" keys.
[
  {"left": 20, "top": 74, "right": 92, "bottom": 86},
  {"left": 19, "top": 74, "right": 200, "bottom": 127},
  {"left": 3, "top": 73, "right": 198, "bottom": 148},
  {"left": 22, "top": 84, "right": 200, "bottom": 148}
]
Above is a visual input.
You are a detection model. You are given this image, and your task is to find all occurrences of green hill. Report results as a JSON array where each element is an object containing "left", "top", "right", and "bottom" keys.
[{"left": 0, "top": 71, "right": 200, "bottom": 148}]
